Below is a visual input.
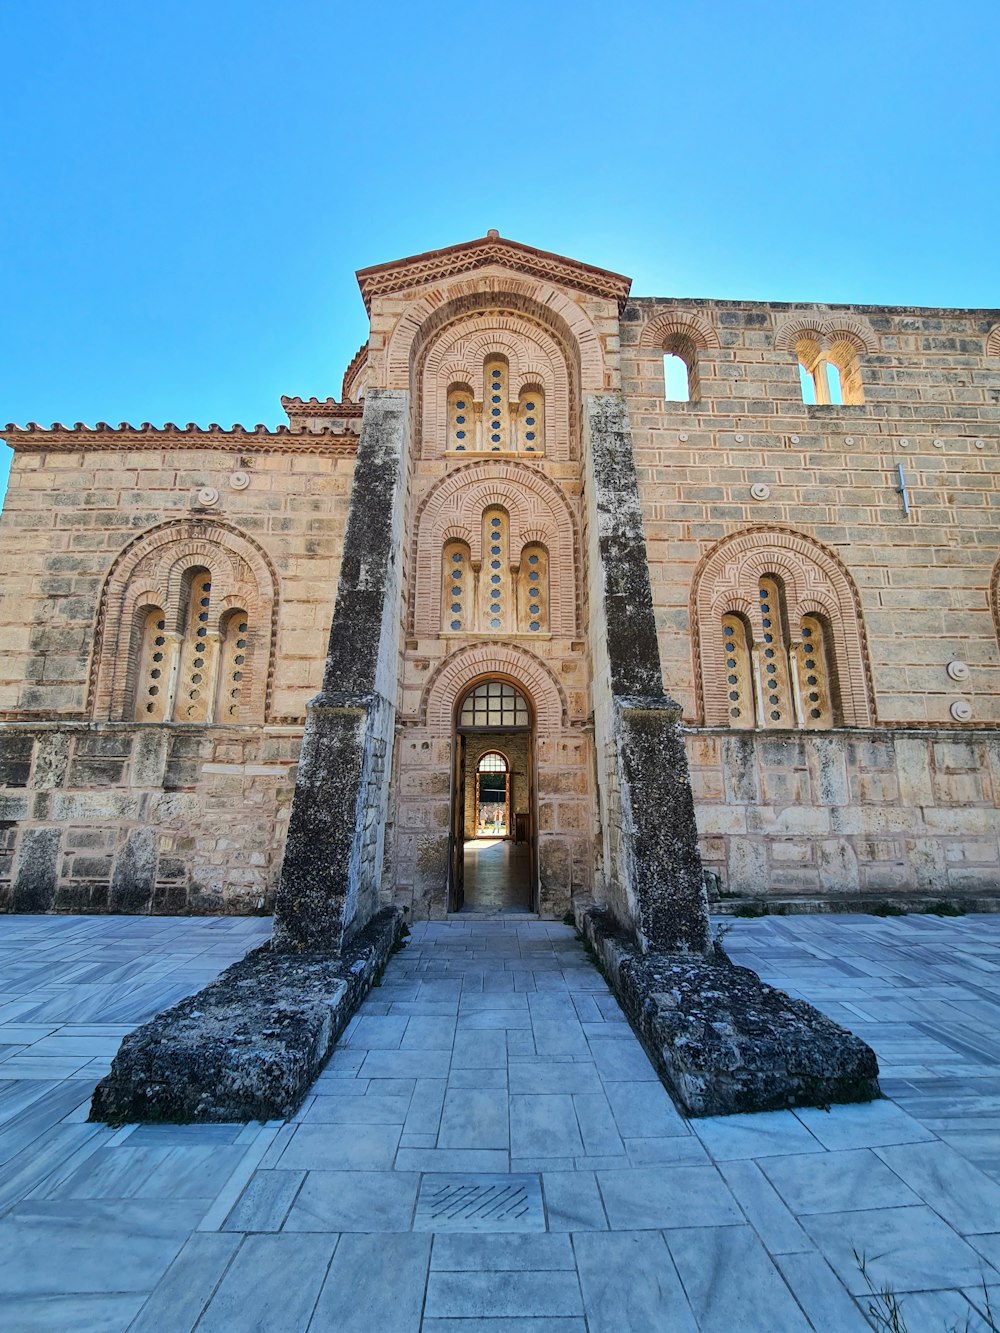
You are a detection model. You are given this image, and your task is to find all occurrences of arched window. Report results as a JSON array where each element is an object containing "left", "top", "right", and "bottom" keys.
[
  {"left": 216, "top": 609, "right": 251, "bottom": 722},
  {"left": 449, "top": 384, "right": 474, "bottom": 452},
  {"left": 518, "top": 544, "right": 549, "bottom": 634},
  {"left": 720, "top": 613, "right": 753, "bottom": 730},
  {"left": 91, "top": 519, "right": 276, "bottom": 724},
  {"left": 484, "top": 357, "right": 510, "bottom": 452},
  {"left": 517, "top": 386, "right": 544, "bottom": 453},
  {"left": 793, "top": 614, "right": 836, "bottom": 729},
  {"left": 459, "top": 681, "right": 530, "bottom": 728},
  {"left": 796, "top": 333, "right": 864, "bottom": 405},
  {"left": 442, "top": 540, "right": 471, "bottom": 633},
  {"left": 476, "top": 750, "right": 509, "bottom": 836},
  {"left": 755, "top": 576, "right": 794, "bottom": 727},
  {"left": 133, "top": 606, "right": 170, "bottom": 722},
  {"left": 481, "top": 508, "right": 510, "bottom": 632},
  {"left": 663, "top": 333, "right": 699, "bottom": 402},
  {"left": 694, "top": 530, "right": 873, "bottom": 729}
]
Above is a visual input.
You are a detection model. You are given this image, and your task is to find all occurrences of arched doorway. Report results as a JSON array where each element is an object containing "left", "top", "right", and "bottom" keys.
[{"left": 450, "top": 680, "right": 535, "bottom": 913}]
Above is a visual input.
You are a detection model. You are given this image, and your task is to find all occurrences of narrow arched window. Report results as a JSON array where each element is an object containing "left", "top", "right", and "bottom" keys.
[
  {"left": 519, "top": 544, "right": 549, "bottom": 634},
  {"left": 481, "top": 508, "right": 510, "bottom": 632},
  {"left": 483, "top": 358, "right": 510, "bottom": 452},
  {"left": 133, "top": 606, "right": 170, "bottom": 722},
  {"left": 175, "top": 569, "right": 215, "bottom": 723},
  {"left": 518, "top": 386, "right": 544, "bottom": 454},
  {"left": 756, "top": 576, "right": 794, "bottom": 728},
  {"left": 663, "top": 353, "right": 691, "bottom": 402},
  {"left": 476, "top": 751, "right": 510, "bottom": 836},
  {"left": 216, "top": 610, "right": 250, "bottom": 722},
  {"left": 720, "top": 613, "right": 754, "bottom": 729},
  {"left": 448, "top": 384, "right": 474, "bottom": 452},
  {"left": 797, "top": 335, "right": 863, "bottom": 406},
  {"left": 795, "top": 615, "right": 836, "bottom": 728},
  {"left": 442, "top": 540, "right": 471, "bottom": 633}
]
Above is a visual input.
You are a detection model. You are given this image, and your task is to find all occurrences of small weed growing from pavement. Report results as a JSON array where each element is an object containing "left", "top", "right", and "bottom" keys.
[
  {"left": 871, "top": 901, "right": 908, "bottom": 917},
  {"left": 854, "top": 1250, "right": 909, "bottom": 1332},
  {"left": 562, "top": 911, "right": 576, "bottom": 926},
  {"left": 923, "top": 900, "right": 965, "bottom": 917},
  {"left": 854, "top": 1251, "right": 999, "bottom": 1332}
]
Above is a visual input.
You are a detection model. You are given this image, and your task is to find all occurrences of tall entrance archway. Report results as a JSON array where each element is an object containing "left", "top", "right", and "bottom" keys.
[{"left": 450, "top": 680, "right": 535, "bottom": 913}]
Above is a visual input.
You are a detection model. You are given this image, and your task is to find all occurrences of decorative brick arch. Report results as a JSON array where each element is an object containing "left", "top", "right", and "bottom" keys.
[
  {"left": 420, "top": 642, "right": 569, "bottom": 735},
  {"left": 638, "top": 311, "right": 721, "bottom": 351},
  {"left": 423, "top": 317, "right": 569, "bottom": 460},
  {"left": 410, "top": 460, "right": 578, "bottom": 637},
  {"left": 386, "top": 275, "right": 605, "bottom": 395},
  {"left": 986, "top": 323, "right": 1000, "bottom": 358},
  {"left": 773, "top": 314, "right": 878, "bottom": 355},
  {"left": 89, "top": 518, "right": 278, "bottom": 722},
  {"left": 691, "top": 526, "right": 874, "bottom": 727}
]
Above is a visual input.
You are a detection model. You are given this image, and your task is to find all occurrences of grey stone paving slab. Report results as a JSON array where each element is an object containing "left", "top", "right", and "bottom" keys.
[
  {"left": 510, "top": 1094, "right": 585, "bottom": 1158},
  {"left": 572, "top": 1229, "right": 697, "bottom": 1332},
  {"left": 278, "top": 1122, "right": 401, "bottom": 1171},
  {"left": 666, "top": 1224, "right": 811, "bottom": 1332},
  {"left": 542, "top": 1170, "right": 608, "bottom": 1231},
  {"left": 424, "top": 1270, "right": 584, "bottom": 1319},
  {"left": 222, "top": 1169, "right": 305, "bottom": 1232},
  {"left": 792, "top": 1098, "right": 935, "bottom": 1149},
  {"left": 596, "top": 1165, "right": 743, "bottom": 1231},
  {"left": 439, "top": 1087, "right": 509, "bottom": 1150},
  {"left": 283, "top": 1169, "right": 419, "bottom": 1232},
  {"left": 309, "top": 1233, "right": 430, "bottom": 1332},
  {"left": 692, "top": 1108, "right": 824, "bottom": 1160},
  {"left": 716, "top": 1159, "right": 812, "bottom": 1253},
  {"left": 1, "top": 1291, "right": 147, "bottom": 1333},
  {"left": 431, "top": 1232, "right": 574, "bottom": 1269},
  {"left": 760, "top": 1146, "right": 922, "bottom": 1216},
  {"left": 875, "top": 1139, "right": 1000, "bottom": 1234},
  {"left": 198, "top": 1233, "right": 336, "bottom": 1332},
  {"left": 801, "top": 1204, "right": 998, "bottom": 1293},
  {"left": 773, "top": 1251, "right": 871, "bottom": 1332},
  {"left": 130, "top": 1232, "right": 242, "bottom": 1331},
  {"left": 0, "top": 1197, "right": 206, "bottom": 1295}
]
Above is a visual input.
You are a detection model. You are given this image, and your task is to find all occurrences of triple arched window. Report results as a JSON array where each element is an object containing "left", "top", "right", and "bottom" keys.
[
  {"left": 448, "top": 356, "right": 544, "bottom": 455},
  {"left": 694, "top": 530, "right": 874, "bottom": 731},
  {"left": 131, "top": 569, "right": 251, "bottom": 723},
  {"left": 719, "top": 578, "right": 836, "bottom": 730},
  {"left": 441, "top": 508, "right": 549, "bottom": 636},
  {"left": 90, "top": 521, "right": 276, "bottom": 724}
]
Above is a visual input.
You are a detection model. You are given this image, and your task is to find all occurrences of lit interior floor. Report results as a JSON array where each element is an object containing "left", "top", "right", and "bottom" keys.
[{"left": 460, "top": 837, "right": 532, "bottom": 912}]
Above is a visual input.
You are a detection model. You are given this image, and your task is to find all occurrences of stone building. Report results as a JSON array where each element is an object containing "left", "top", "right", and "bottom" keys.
[{"left": 1, "top": 232, "right": 999, "bottom": 922}]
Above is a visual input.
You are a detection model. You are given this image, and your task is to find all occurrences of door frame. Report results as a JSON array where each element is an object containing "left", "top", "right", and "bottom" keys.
[{"left": 449, "top": 676, "right": 537, "bottom": 913}]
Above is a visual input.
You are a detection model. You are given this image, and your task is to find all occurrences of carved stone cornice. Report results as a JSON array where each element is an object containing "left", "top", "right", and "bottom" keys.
[
  {"left": 356, "top": 232, "right": 632, "bottom": 314},
  {"left": 1, "top": 421, "right": 358, "bottom": 455}
]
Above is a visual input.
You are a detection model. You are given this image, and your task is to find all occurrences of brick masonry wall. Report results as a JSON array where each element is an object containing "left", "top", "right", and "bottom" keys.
[{"left": 688, "top": 728, "right": 1000, "bottom": 902}]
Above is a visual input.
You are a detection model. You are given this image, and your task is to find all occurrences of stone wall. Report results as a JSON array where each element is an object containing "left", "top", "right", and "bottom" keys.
[
  {"left": 0, "top": 436, "right": 356, "bottom": 723},
  {"left": 622, "top": 298, "right": 1000, "bottom": 728},
  {"left": 688, "top": 727, "right": 1000, "bottom": 903},
  {"left": 0, "top": 723, "right": 299, "bottom": 914}
]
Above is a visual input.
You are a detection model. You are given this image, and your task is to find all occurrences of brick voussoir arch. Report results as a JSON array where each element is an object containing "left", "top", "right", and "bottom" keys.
[
  {"left": 773, "top": 314, "right": 878, "bottom": 355},
  {"left": 690, "top": 526, "right": 875, "bottom": 727},
  {"left": 88, "top": 517, "right": 279, "bottom": 723},
  {"left": 637, "top": 311, "right": 721, "bottom": 351},
  {"left": 410, "top": 460, "right": 580, "bottom": 637},
  {"left": 986, "top": 323, "right": 1000, "bottom": 358},
  {"left": 419, "top": 642, "right": 571, "bottom": 734}
]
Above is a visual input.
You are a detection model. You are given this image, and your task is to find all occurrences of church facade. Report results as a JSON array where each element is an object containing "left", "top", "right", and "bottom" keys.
[{"left": 1, "top": 232, "right": 999, "bottom": 920}]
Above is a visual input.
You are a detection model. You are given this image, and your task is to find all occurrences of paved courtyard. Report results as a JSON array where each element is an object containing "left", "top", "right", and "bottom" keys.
[{"left": 1, "top": 911, "right": 999, "bottom": 1331}]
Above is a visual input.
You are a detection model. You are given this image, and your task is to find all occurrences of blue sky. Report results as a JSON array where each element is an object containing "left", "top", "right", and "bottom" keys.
[{"left": 2, "top": 0, "right": 998, "bottom": 503}]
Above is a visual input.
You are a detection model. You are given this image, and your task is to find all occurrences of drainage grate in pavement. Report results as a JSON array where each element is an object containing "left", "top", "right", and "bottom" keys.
[{"left": 413, "top": 1173, "right": 545, "bottom": 1232}]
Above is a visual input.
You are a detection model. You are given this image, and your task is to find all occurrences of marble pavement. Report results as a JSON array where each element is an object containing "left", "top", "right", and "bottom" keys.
[{"left": 1, "top": 910, "right": 999, "bottom": 1330}]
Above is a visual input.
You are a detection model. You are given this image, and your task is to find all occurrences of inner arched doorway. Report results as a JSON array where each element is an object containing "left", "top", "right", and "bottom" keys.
[{"left": 450, "top": 680, "right": 535, "bottom": 913}]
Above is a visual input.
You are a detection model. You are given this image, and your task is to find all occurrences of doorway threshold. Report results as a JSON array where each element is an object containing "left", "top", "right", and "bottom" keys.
[{"left": 446, "top": 910, "right": 541, "bottom": 921}]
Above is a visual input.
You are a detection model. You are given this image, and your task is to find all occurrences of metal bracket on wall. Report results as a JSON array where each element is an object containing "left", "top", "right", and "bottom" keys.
[{"left": 895, "top": 462, "right": 911, "bottom": 517}]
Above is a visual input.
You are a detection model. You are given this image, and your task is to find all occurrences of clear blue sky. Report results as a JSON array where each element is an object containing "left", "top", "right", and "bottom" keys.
[{"left": 2, "top": 0, "right": 998, "bottom": 503}]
